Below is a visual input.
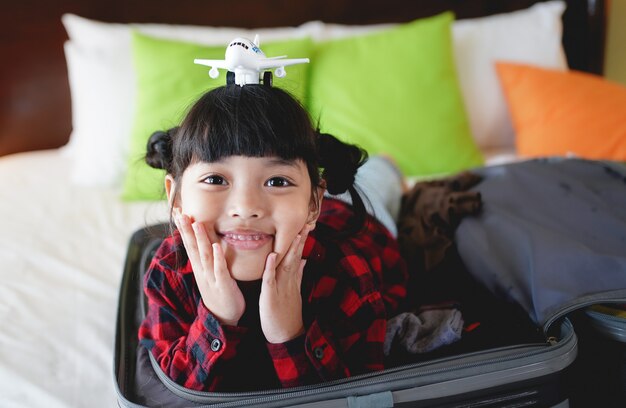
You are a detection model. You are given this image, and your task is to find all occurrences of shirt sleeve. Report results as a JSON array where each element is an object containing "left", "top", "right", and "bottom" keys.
[
  {"left": 268, "top": 206, "right": 409, "bottom": 387},
  {"left": 304, "top": 290, "right": 387, "bottom": 382},
  {"left": 138, "top": 253, "right": 247, "bottom": 391},
  {"left": 265, "top": 334, "right": 316, "bottom": 388},
  {"left": 266, "top": 257, "right": 389, "bottom": 387},
  {"left": 377, "top": 236, "right": 409, "bottom": 316},
  {"left": 359, "top": 219, "right": 409, "bottom": 316}
]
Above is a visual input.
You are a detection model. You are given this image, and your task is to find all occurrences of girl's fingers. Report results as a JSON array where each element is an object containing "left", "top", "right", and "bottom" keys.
[
  {"left": 295, "top": 225, "right": 310, "bottom": 257},
  {"left": 298, "top": 259, "right": 307, "bottom": 274},
  {"left": 176, "top": 213, "right": 203, "bottom": 272},
  {"left": 211, "top": 243, "right": 231, "bottom": 283},
  {"left": 279, "top": 225, "right": 310, "bottom": 274},
  {"left": 279, "top": 234, "right": 302, "bottom": 276},
  {"left": 297, "top": 259, "right": 306, "bottom": 290},
  {"left": 192, "top": 222, "right": 215, "bottom": 282},
  {"left": 263, "top": 252, "right": 278, "bottom": 285}
]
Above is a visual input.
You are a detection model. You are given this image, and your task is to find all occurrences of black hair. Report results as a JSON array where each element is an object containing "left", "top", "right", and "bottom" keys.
[{"left": 146, "top": 84, "right": 368, "bottom": 233}]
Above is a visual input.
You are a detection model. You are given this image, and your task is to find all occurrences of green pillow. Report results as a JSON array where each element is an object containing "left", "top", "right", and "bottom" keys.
[
  {"left": 307, "top": 12, "right": 483, "bottom": 177},
  {"left": 122, "top": 32, "right": 313, "bottom": 201}
]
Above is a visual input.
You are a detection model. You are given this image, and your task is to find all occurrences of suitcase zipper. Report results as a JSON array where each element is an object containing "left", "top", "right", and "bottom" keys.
[
  {"left": 584, "top": 308, "right": 626, "bottom": 342},
  {"left": 541, "top": 293, "right": 626, "bottom": 334},
  {"left": 148, "top": 319, "right": 576, "bottom": 407}
]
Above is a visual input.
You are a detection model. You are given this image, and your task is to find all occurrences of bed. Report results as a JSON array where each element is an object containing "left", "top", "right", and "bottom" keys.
[{"left": 0, "top": 1, "right": 615, "bottom": 407}]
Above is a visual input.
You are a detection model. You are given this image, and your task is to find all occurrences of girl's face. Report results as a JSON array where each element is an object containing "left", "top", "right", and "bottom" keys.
[{"left": 167, "top": 155, "right": 322, "bottom": 281}]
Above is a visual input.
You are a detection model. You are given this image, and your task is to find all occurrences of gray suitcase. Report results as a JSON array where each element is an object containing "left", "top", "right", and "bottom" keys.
[{"left": 114, "top": 223, "right": 577, "bottom": 407}]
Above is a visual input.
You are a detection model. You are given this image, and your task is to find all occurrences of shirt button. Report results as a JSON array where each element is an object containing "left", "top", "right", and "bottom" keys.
[
  {"left": 210, "top": 338, "right": 222, "bottom": 352},
  {"left": 313, "top": 347, "right": 324, "bottom": 360}
]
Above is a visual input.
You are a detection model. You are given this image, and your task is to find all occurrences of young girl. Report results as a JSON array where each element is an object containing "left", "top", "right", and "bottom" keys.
[{"left": 138, "top": 84, "right": 408, "bottom": 392}]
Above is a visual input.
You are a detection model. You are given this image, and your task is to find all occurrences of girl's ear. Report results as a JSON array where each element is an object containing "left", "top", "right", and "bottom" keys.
[
  {"left": 307, "top": 186, "right": 325, "bottom": 229},
  {"left": 165, "top": 175, "right": 179, "bottom": 211}
]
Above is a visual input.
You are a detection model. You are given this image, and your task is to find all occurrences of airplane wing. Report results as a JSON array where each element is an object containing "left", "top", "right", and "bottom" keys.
[
  {"left": 256, "top": 58, "right": 310, "bottom": 70},
  {"left": 194, "top": 59, "right": 229, "bottom": 69},
  {"left": 194, "top": 59, "right": 231, "bottom": 79}
]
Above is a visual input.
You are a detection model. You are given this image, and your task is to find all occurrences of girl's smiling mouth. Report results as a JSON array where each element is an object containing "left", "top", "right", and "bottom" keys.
[{"left": 219, "top": 230, "right": 273, "bottom": 250}]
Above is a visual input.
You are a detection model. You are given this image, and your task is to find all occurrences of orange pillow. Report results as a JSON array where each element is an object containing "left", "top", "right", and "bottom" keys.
[{"left": 496, "top": 62, "right": 626, "bottom": 160}]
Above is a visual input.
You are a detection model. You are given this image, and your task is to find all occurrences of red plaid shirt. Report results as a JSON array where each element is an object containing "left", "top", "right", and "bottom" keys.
[{"left": 138, "top": 198, "right": 408, "bottom": 391}]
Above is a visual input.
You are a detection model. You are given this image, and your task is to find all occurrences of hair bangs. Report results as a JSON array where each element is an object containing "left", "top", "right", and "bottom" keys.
[{"left": 178, "top": 85, "right": 315, "bottom": 167}]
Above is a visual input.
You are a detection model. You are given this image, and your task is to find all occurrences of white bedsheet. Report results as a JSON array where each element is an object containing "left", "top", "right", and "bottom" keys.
[{"left": 0, "top": 149, "right": 168, "bottom": 408}]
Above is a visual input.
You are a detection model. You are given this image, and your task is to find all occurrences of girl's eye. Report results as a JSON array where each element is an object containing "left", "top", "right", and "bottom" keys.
[
  {"left": 203, "top": 175, "right": 226, "bottom": 185},
  {"left": 265, "top": 177, "right": 291, "bottom": 187}
]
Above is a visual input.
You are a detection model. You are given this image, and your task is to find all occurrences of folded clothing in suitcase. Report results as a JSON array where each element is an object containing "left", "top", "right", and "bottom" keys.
[
  {"left": 456, "top": 158, "right": 626, "bottom": 407},
  {"left": 115, "top": 226, "right": 577, "bottom": 407}
]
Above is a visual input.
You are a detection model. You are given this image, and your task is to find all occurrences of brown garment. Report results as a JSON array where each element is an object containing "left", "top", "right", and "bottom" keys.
[{"left": 397, "top": 172, "right": 483, "bottom": 273}]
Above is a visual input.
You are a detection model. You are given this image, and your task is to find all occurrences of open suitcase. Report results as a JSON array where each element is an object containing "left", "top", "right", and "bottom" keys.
[
  {"left": 114, "top": 157, "right": 626, "bottom": 407},
  {"left": 114, "top": 230, "right": 579, "bottom": 405}
]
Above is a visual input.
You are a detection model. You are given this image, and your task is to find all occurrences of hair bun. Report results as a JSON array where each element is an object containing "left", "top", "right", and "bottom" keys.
[
  {"left": 146, "top": 128, "right": 176, "bottom": 172},
  {"left": 317, "top": 132, "right": 367, "bottom": 195}
]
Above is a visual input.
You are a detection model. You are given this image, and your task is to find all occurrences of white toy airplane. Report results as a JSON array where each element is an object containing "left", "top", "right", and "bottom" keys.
[{"left": 194, "top": 35, "right": 309, "bottom": 86}]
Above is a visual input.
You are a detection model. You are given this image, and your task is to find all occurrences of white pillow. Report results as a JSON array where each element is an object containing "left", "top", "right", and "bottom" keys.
[
  {"left": 61, "top": 14, "right": 323, "bottom": 187},
  {"left": 315, "top": 22, "right": 393, "bottom": 40},
  {"left": 64, "top": 42, "right": 135, "bottom": 186},
  {"left": 452, "top": 0, "right": 567, "bottom": 150}
]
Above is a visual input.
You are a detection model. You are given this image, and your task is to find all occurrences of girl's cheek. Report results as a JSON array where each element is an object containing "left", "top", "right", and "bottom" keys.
[
  {"left": 275, "top": 221, "right": 308, "bottom": 261},
  {"left": 205, "top": 224, "right": 221, "bottom": 243}
]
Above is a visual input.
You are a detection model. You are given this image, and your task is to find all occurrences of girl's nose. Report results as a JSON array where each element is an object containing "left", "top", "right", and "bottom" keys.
[{"left": 227, "top": 187, "right": 265, "bottom": 219}]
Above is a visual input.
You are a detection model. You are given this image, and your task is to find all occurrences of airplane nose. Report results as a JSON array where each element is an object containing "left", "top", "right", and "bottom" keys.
[{"left": 225, "top": 48, "right": 243, "bottom": 66}]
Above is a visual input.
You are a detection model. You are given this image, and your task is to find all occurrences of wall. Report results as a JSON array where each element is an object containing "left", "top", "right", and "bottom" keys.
[{"left": 605, "top": 0, "right": 626, "bottom": 85}]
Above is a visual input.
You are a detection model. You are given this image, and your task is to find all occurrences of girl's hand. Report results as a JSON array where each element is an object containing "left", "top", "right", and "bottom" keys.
[
  {"left": 175, "top": 211, "right": 245, "bottom": 326},
  {"left": 259, "top": 226, "right": 310, "bottom": 344}
]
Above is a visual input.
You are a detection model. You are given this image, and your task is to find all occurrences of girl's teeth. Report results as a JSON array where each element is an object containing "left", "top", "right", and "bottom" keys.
[{"left": 229, "top": 234, "right": 262, "bottom": 241}]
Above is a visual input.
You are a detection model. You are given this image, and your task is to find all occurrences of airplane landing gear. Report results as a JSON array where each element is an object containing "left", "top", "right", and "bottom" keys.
[
  {"left": 263, "top": 71, "right": 273, "bottom": 87},
  {"left": 226, "top": 71, "right": 235, "bottom": 85}
]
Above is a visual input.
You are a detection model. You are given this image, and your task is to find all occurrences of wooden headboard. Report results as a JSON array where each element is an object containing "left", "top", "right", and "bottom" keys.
[{"left": 0, "top": 0, "right": 606, "bottom": 157}]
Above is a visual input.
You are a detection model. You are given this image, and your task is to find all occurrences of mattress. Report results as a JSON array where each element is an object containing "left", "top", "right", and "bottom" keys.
[{"left": 0, "top": 148, "right": 168, "bottom": 408}]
